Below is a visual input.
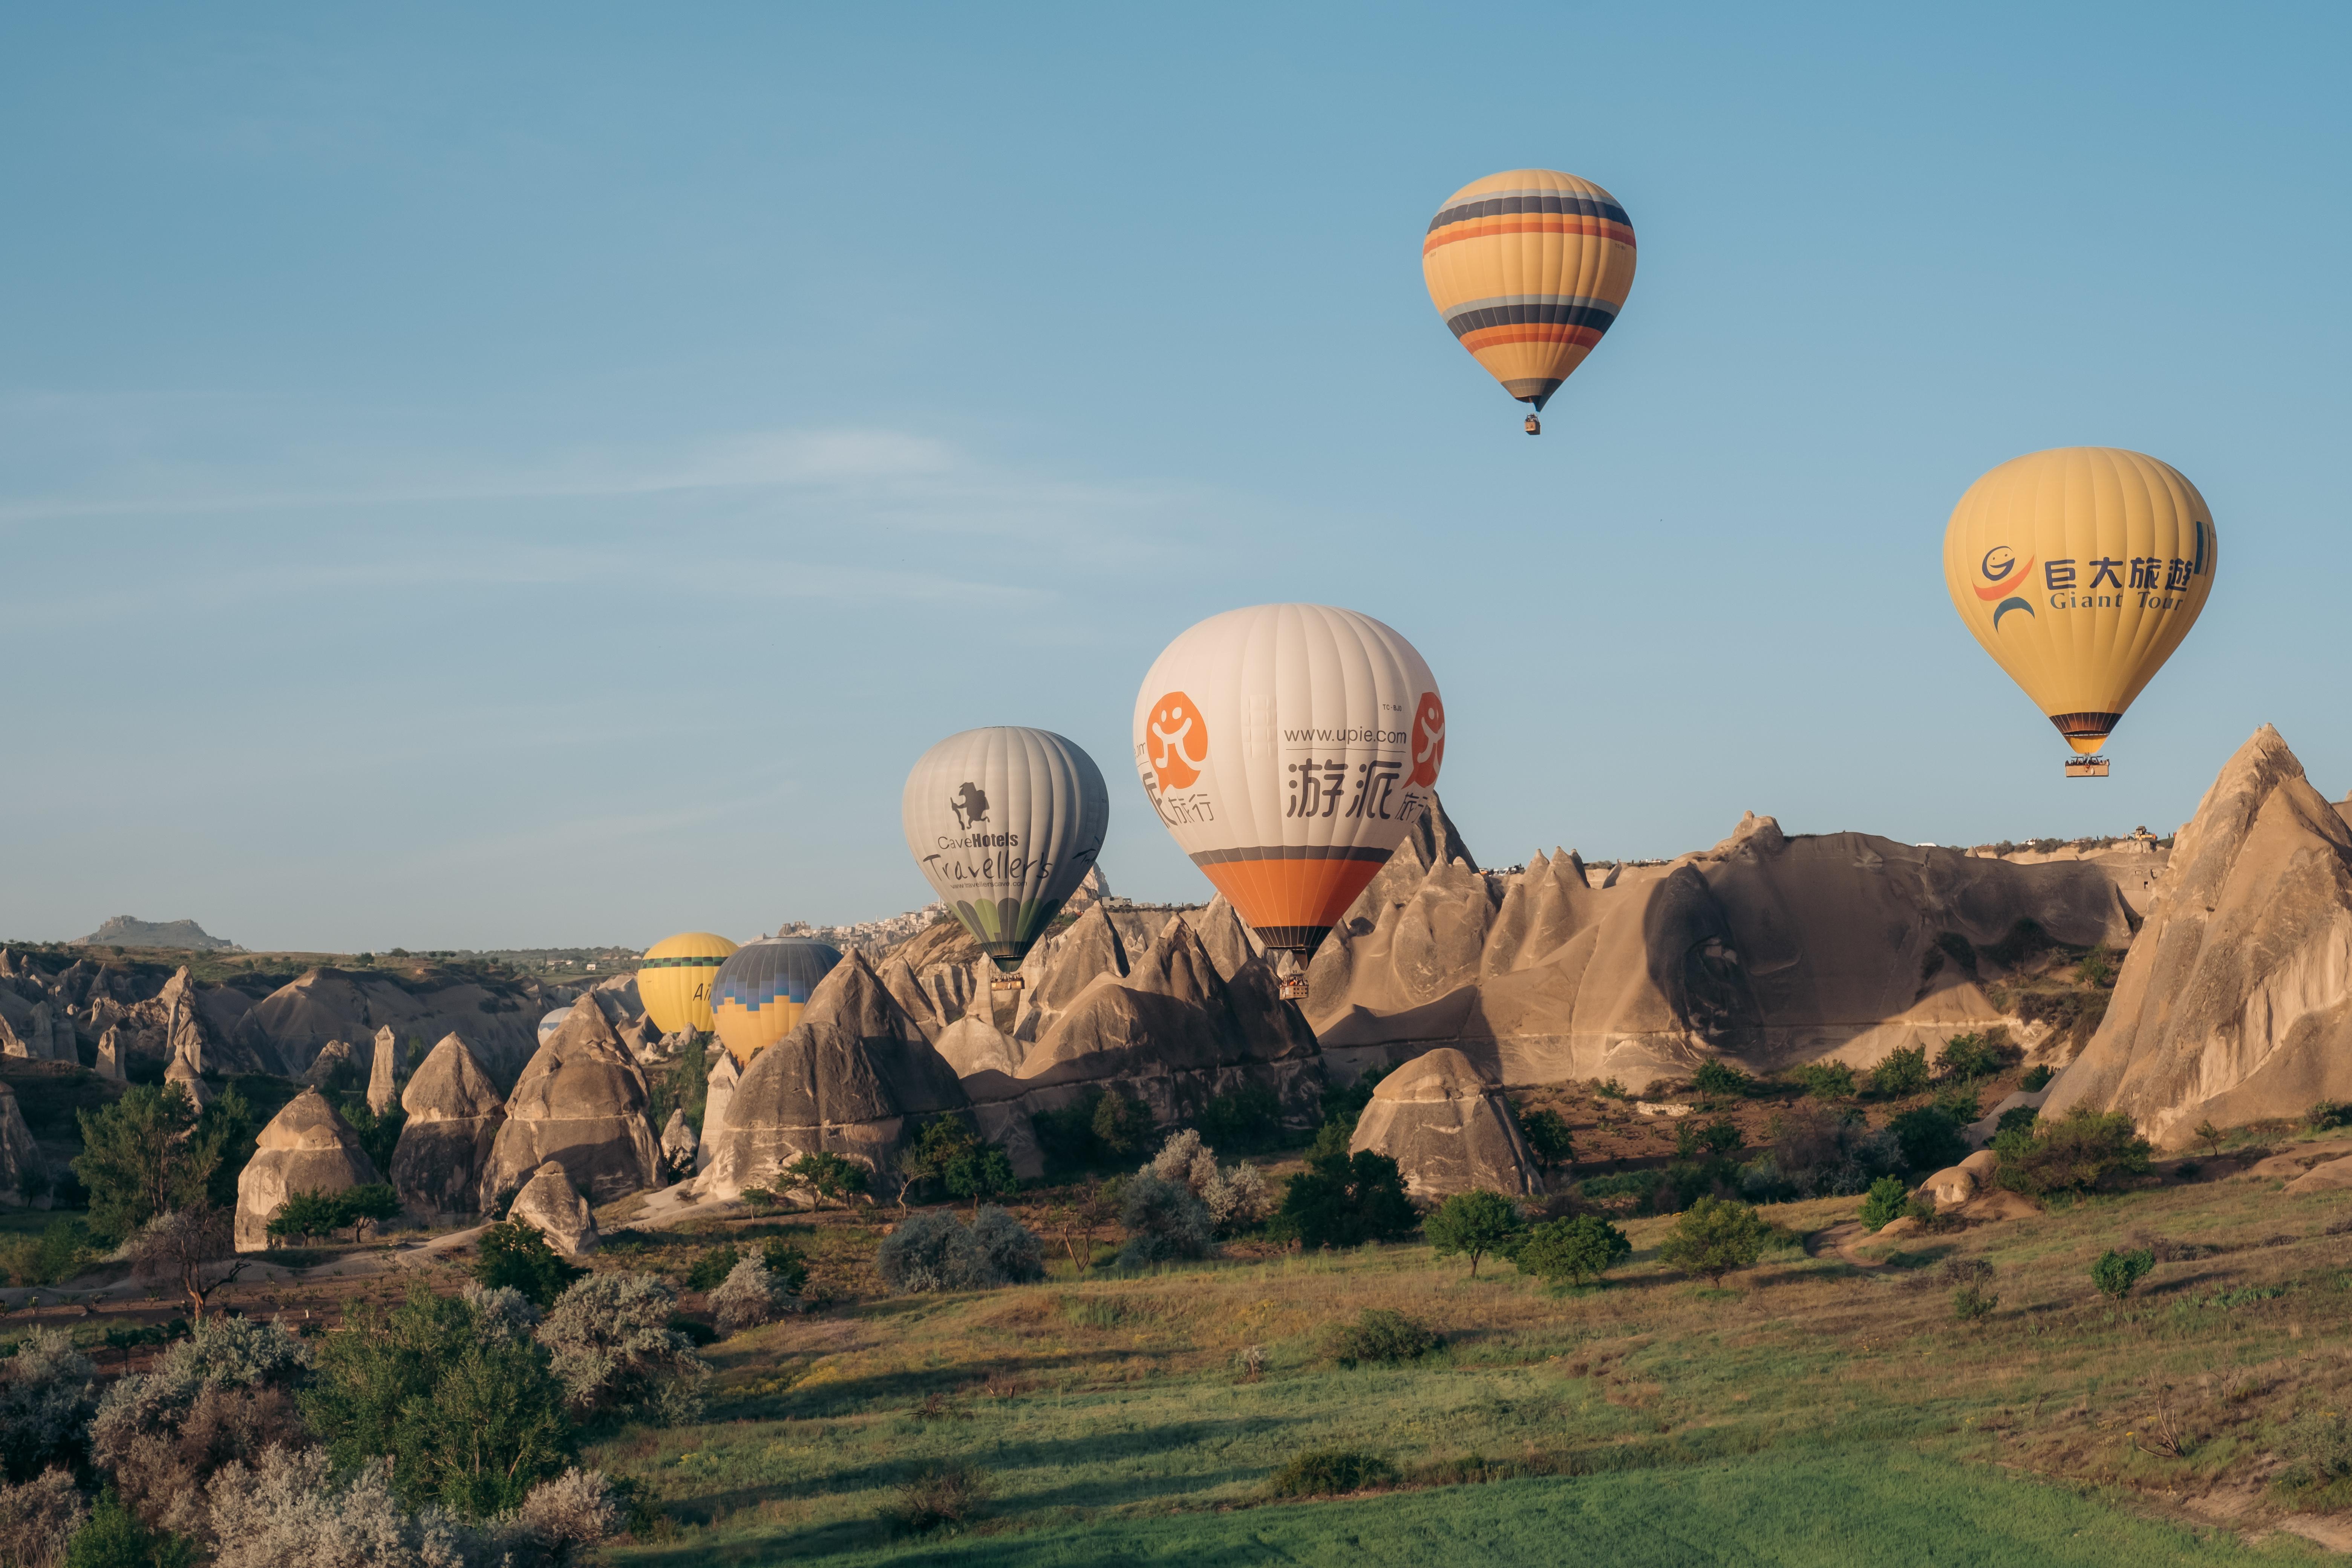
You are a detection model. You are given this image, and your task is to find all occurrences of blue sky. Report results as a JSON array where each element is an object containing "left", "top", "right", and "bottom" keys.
[{"left": 3, "top": 3, "right": 2346, "bottom": 951}]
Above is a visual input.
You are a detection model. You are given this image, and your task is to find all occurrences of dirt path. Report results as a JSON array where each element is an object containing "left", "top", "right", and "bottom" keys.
[{"left": 1806, "top": 1222, "right": 1888, "bottom": 1269}]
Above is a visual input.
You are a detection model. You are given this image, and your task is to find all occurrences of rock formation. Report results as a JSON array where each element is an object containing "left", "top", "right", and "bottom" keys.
[
  {"left": 701, "top": 950, "right": 968, "bottom": 1200},
  {"left": 231, "top": 968, "right": 541, "bottom": 1082},
  {"left": 1347, "top": 1047, "right": 1542, "bottom": 1199},
  {"left": 390, "top": 1034, "right": 506, "bottom": 1222},
  {"left": 0, "top": 1085, "right": 43, "bottom": 1205},
  {"left": 234, "top": 1089, "right": 381, "bottom": 1251},
  {"left": 700, "top": 1053, "right": 737, "bottom": 1173},
  {"left": 73, "top": 916, "right": 237, "bottom": 951},
  {"left": 366, "top": 1025, "right": 404, "bottom": 1114},
  {"left": 94, "top": 1026, "right": 126, "bottom": 1083},
  {"left": 478, "top": 997, "right": 662, "bottom": 1209},
  {"left": 509, "top": 1161, "right": 597, "bottom": 1254},
  {"left": 165, "top": 1048, "right": 214, "bottom": 1111},
  {"left": 304, "top": 1039, "right": 357, "bottom": 1090},
  {"left": 660, "top": 1110, "right": 697, "bottom": 1174},
  {"left": 2045, "top": 727, "right": 2352, "bottom": 1146}
]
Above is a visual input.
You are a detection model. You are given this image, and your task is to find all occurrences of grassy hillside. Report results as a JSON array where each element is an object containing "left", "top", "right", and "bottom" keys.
[{"left": 591, "top": 1155, "right": 2352, "bottom": 1565}]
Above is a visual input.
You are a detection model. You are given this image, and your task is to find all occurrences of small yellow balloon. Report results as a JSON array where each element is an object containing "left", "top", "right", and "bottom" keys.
[
  {"left": 1943, "top": 447, "right": 2217, "bottom": 766},
  {"left": 636, "top": 931, "right": 737, "bottom": 1037}
]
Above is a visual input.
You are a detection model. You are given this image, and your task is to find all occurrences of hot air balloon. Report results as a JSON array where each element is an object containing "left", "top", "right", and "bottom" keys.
[
  {"left": 902, "top": 727, "right": 1109, "bottom": 993},
  {"left": 636, "top": 931, "right": 738, "bottom": 1038},
  {"left": 1134, "top": 604, "right": 1445, "bottom": 1000},
  {"left": 536, "top": 1007, "right": 571, "bottom": 1044},
  {"left": 709, "top": 936, "right": 845, "bottom": 1067},
  {"left": 1422, "top": 169, "right": 1636, "bottom": 435},
  {"left": 1943, "top": 447, "right": 2218, "bottom": 777}
]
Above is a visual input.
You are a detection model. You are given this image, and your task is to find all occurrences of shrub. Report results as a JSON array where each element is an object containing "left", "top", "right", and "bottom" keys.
[
  {"left": 1145, "top": 1131, "right": 1273, "bottom": 1235},
  {"left": 1996, "top": 1107, "right": 2153, "bottom": 1198},
  {"left": 1513, "top": 1216, "right": 1631, "bottom": 1286},
  {"left": 784, "top": 1152, "right": 868, "bottom": 1209},
  {"left": 1272, "top": 1148, "right": 1416, "bottom": 1251},
  {"left": 1932, "top": 1082, "right": 1982, "bottom": 1124},
  {"left": 2019, "top": 1064, "right": 2055, "bottom": 1092},
  {"left": 2307, "top": 1102, "right": 2352, "bottom": 1133},
  {"left": 0, "top": 1467, "right": 86, "bottom": 1567},
  {"left": 474, "top": 1218, "right": 586, "bottom": 1308},
  {"left": 2076, "top": 946, "right": 2119, "bottom": 987},
  {"left": 1424, "top": 1191, "right": 1527, "bottom": 1279},
  {"left": 1658, "top": 1196, "right": 1769, "bottom": 1285},
  {"left": 1995, "top": 1105, "right": 2040, "bottom": 1139},
  {"left": 1574, "top": 1171, "right": 1655, "bottom": 1208},
  {"left": 1870, "top": 1046, "right": 1929, "bottom": 1099},
  {"left": 2194, "top": 1119, "right": 2225, "bottom": 1158},
  {"left": 338, "top": 1099, "right": 405, "bottom": 1178},
  {"left": 684, "top": 1243, "right": 743, "bottom": 1292},
  {"left": 759, "top": 1239, "right": 810, "bottom": 1295},
  {"left": 1675, "top": 1118, "right": 1743, "bottom": 1159},
  {"left": 537, "top": 1272, "right": 708, "bottom": 1428},
  {"left": 1517, "top": 1108, "right": 1574, "bottom": 1169},
  {"left": 64, "top": 1485, "right": 194, "bottom": 1568},
  {"left": 0, "top": 1219, "right": 96, "bottom": 1289},
  {"left": 1935, "top": 1032, "right": 2006, "bottom": 1081},
  {"left": 1692, "top": 1060, "right": 1752, "bottom": 1097},
  {"left": 1888, "top": 1105, "right": 1967, "bottom": 1176},
  {"left": 1321, "top": 1309, "right": 1439, "bottom": 1368},
  {"left": 876, "top": 1206, "right": 1047, "bottom": 1294},
  {"left": 1790, "top": 1062, "right": 1856, "bottom": 1101},
  {"left": 1196, "top": 1086, "right": 1283, "bottom": 1153},
  {"left": 89, "top": 1317, "right": 311, "bottom": 1539},
  {"left": 1945, "top": 1257, "right": 1999, "bottom": 1323},
  {"left": 1858, "top": 1175, "right": 1911, "bottom": 1231},
  {"left": 1032, "top": 1088, "right": 1153, "bottom": 1173},
  {"left": 1117, "top": 1170, "right": 1214, "bottom": 1268},
  {"left": 1769, "top": 1102, "right": 1903, "bottom": 1198},
  {"left": 1265, "top": 1448, "right": 1397, "bottom": 1498},
  {"left": 0, "top": 1328, "right": 96, "bottom": 1485},
  {"left": 2092, "top": 1247, "right": 2156, "bottom": 1303},
  {"left": 884, "top": 1463, "right": 990, "bottom": 1536},
  {"left": 2275, "top": 1410, "right": 2352, "bottom": 1503},
  {"left": 710, "top": 1257, "right": 800, "bottom": 1335}
]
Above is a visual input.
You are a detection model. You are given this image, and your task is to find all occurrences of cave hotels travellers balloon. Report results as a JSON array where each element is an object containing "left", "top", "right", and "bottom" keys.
[
  {"left": 901, "top": 726, "right": 1111, "bottom": 992},
  {"left": 1422, "top": 168, "right": 1636, "bottom": 435},
  {"left": 635, "top": 931, "right": 738, "bottom": 1037},
  {"left": 709, "top": 937, "right": 844, "bottom": 1067},
  {"left": 1942, "top": 446, "right": 2217, "bottom": 778},
  {"left": 1134, "top": 603, "right": 1444, "bottom": 1000}
]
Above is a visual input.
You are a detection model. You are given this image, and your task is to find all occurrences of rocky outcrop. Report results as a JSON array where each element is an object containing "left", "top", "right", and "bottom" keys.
[
  {"left": 660, "top": 1110, "right": 696, "bottom": 1174},
  {"left": 701, "top": 951, "right": 968, "bottom": 1200},
  {"left": 73, "top": 916, "right": 236, "bottom": 951},
  {"left": 390, "top": 1034, "right": 505, "bottom": 1222},
  {"left": 478, "top": 998, "right": 662, "bottom": 1209},
  {"left": 700, "top": 1053, "right": 737, "bottom": 1174},
  {"left": 234, "top": 1089, "right": 381, "bottom": 1251},
  {"left": 304, "top": 1039, "right": 357, "bottom": 1090},
  {"left": 366, "top": 1025, "right": 404, "bottom": 1115},
  {"left": 509, "top": 1161, "right": 597, "bottom": 1254},
  {"left": 1306, "top": 798, "right": 2134, "bottom": 1089},
  {"left": 0, "top": 1085, "right": 43, "bottom": 1205},
  {"left": 165, "top": 1049, "right": 214, "bottom": 1111},
  {"left": 232, "top": 968, "right": 540, "bottom": 1082},
  {"left": 1347, "top": 1047, "right": 1542, "bottom": 1199},
  {"left": 95, "top": 1026, "right": 126, "bottom": 1083},
  {"left": 2045, "top": 727, "right": 2352, "bottom": 1147}
]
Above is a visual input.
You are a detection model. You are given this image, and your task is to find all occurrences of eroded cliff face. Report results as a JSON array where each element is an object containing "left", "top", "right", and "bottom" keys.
[{"left": 2045, "top": 726, "right": 2352, "bottom": 1146}]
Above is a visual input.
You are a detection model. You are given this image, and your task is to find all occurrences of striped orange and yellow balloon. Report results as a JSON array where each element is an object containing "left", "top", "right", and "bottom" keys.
[
  {"left": 635, "top": 931, "right": 738, "bottom": 1037},
  {"left": 1422, "top": 169, "right": 1636, "bottom": 419}
]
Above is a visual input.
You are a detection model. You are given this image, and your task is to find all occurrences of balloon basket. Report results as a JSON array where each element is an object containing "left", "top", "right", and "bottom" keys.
[
  {"left": 1277, "top": 977, "right": 1309, "bottom": 1001},
  {"left": 2065, "top": 756, "right": 2111, "bottom": 778},
  {"left": 991, "top": 975, "right": 1026, "bottom": 993}
]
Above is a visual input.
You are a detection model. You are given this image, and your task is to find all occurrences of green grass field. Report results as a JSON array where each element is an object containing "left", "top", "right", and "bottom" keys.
[{"left": 588, "top": 1155, "right": 2352, "bottom": 1566}]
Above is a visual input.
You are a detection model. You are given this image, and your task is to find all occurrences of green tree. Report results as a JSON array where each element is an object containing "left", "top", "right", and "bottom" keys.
[
  {"left": 1935, "top": 1032, "right": 2004, "bottom": 1081},
  {"left": 1888, "top": 1105, "right": 1966, "bottom": 1175},
  {"left": 73, "top": 1085, "right": 211, "bottom": 1244},
  {"left": 1274, "top": 1148, "right": 1416, "bottom": 1251},
  {"left": 1870, "top": 1045, "right": 1929, "bottom": 1098},
  {"left": 2091, "top": 1246, "right": 2156, "bottom": 1305},
  {"left": 339, "top": 1098, "right": 406, "bottom": 1176},
  {"left": 65, "top": 1486, "right": 197, "bottom": 1568},
  {"left": 1517, "top": 1109, "right": 1574, "bottom": 1170},
  {"left": 1692, "top": 1060, "right": 1752, "bottom": 1097},
  {"left": 334, "top": 1183, "right": 402, "bottom": 1244},
  {"left": 191, "top": 1088, "right": 256, "bottom": 1212},
  {"left": 473, "top": 1218, "right": 584, "bottom": 1307},
  {"left": 785, "top": 1152, "right": 868, "bottom": 1209},
  {"left": 1996, "top": 1108, "right": 2153, "bottom": 1199},
  {"left": 1513, "top": 1215, "right": 1631, "bottom": 1286},
  {"left": 1858, "top": 1174, "right": 1911, "bottom": 1231},
  {"left": 1658, "top": 1196, "right": 1770, "bottom": 1285},
  {"left": 265, "top": 1189, "right": 342, "bottom": 1247},
  {"left": 1791, "top": 1062, "right": 1857, "bottom": 1101},
  {"left": 1423, "top": 1190, "right": 1526, "bottom": 1279},
  {"left": 943, "top": 1145, "right": 1018, "bottom": 1214}
]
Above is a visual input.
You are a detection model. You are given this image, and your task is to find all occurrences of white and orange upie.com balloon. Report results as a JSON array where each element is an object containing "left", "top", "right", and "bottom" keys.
[{"left": 1133, "top": 605, "right": 1445, "bottom": 995}]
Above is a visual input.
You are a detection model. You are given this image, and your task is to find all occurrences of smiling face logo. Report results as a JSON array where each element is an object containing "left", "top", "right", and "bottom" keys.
[
  {"left": 1407, "top": 691, "right": 1446, "bottom": 787},
  {"left": 1146, "top": 691, "right": 1207, "bottom": 789},
  {"left": 1974, "top": 544, "right": 2036, "bottom": 628}
]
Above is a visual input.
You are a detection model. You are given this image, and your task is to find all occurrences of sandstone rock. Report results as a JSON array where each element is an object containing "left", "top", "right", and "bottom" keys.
[
  {"left": 701, "top": 950, "right": 968, "bottom": 1200},
  {"left": 234, "top": 1089, "right": 381, "bottom": 1251},
  {"left": 234, "top": 967, "right": 540, "bottom": 1083},
  {"left": 366, "top": 1025, "right": 404, "bottom": 1115},
  {"left": 2044, "top": 727, "right": 2352, "bottom": 1147},
  {"left": 1963, "top": 1087, "right": 2053, "bottom": 1149},
  {"left": 1958, "top": 1148, "right": 2001, "bottom": 1181},
  {"left": 1348, "top": 1047, "right": 1542, "bottom": 1199},
  {"left": 934, "top": 1015, "right": 1021, "bottom": 1078},
  {"left": 1918, "top": 1166, "right": 1978, "bottom": 1211},
  {"left": 390, "top": 1034, "right": 505, "bottom": 1222},
  {"left": 2240, "top": 1141, "right": 2352, "bottom": 1182},
  {"left": 1636, "top": 1102, "right": 1695, "bottom": 1118},
  {"left": 699, "top": 1053, "right": 738, "bottom": 1174},
  {"left": 0, "top": 1085, "right": 42, "bottom": 1205},
  {"left": 660, "top": 1109, "right": 697, "bottom": 1174},
  {"left": 509, "top": 1161, "right": 597, "bottom": 1255},
  {"left": 1955, "top": 1188, "right": 2038, "bottom": 1222},
  {"left": 304, "top": 1039, "right": 357, "bottom": 1090},
  {"left": 165, "top": 1050, "right": 214, "bottom": 1111},
  {"left": 2285, "top": 1156, "right": 2352, "bottom": 1195},
  {"left": 95, "top": 1027, "right": 126, "bottom": 1083},
  {"left": 478, "top": 997, "right": 662, "bottom": 1209},
  {"left": 1873, "top": 1216, "right": 1923, "bottom": 1238}
]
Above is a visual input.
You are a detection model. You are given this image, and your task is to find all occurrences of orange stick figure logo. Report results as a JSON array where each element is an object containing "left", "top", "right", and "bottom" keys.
[
  {"left": 1146, "top": 691, "right": 1207, "bottom": 789},
  {"left": 1407, "top": 692, "right": 1446, "bottom": 787}
]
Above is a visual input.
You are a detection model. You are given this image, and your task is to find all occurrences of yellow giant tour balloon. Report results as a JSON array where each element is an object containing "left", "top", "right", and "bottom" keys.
[
  {"left": 1943, "top": 447, "right": 2218, "bottom": 773},
  {"left": 635, "top": 931, "right": 738, "bottom": 1037},
  {"left": 1422, "top": 169, "right": 1636, "bottom": 434}
]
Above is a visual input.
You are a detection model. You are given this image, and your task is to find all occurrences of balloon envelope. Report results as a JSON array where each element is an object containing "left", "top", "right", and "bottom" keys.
[
  {"left": 902, "top": 727, "right": 1110, "bottom": 971},
  {"left": 1133, "top": 603, "right": 1444, "bottom": 958},
  {"left": 1943, "top": 447, "right": 2217, "bottom": 758},
  {"left": 636, "top": 931, "right": 738, "bottom": 1037},
  {"left": 1423, "top": 169, "right": 1636, "bottom": 413},
  {"left": 710, "top": 937, "right": 845, "bottom": 1067},
  {"left": 536, "top": 1008, "right": 571, "bottom": 1044}
]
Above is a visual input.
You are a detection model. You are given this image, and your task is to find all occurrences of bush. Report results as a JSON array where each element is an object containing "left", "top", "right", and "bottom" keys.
[
  {"left": 1424, "top": 1191, "right": 1527, "bottom": 1279},
  {"left": 1932, "top": 1082, "right": 1982, "bottom": 1124},
  {"left": 0, "top": 1467, "right": 86, "bottom": 1567},
  {"left": 1675, "top": 1117, "right": 1743, "bottom": 1159},
  {"left": 474, "top": 1219, "right": 586, "bottom": 1308},
  {"left": 1658, "top": 1196, "right": 1769, "bottom": 1285},
  {"left": 1790, "top": 1062, "right": 1856, "bottom": 1101},
  {"left": 2275, "top": 1410, "right": 2352, "bottom": 1503},
  {"left": 710, "top": 1257, "right": 800, "bottom": 1335},
  {"left": 875, "top": 1206, "right": 1047, "bottom": 1294},
  {"left": 1147, "top": 1129, "right": 1274, "bottom": 1234},
  {"left": 1117, "top": 1170, "right": 1214, "bottom": 1268},
  {"left": 64, "top": 1485, "right": 194, "bottom": 1568},
  {"left": 1513, "top": 1216, "right": 1631, "bottom": 1286},
  {"left": 1870, "top": 1046, "right": 1930, "bottom": 1098},
  {"left": 2306, "top": 1102, "right": 2352, "bottom": 1133},
  {"left": 1272, "top": 1148, "right": 1416, "bottom": 1250},
  {"left": 1859, "top": 1175, "right": 1911, "bottom": 1231},
  {"left": 884, "top": 1463, "right": 990, "bottom": 1536},
  {"left": 1945, "top": 1257, "right": 1999, "bottom": 1323},
  {"left": 1517, "top": 1108, "right": 1574, "bottom": 1170},
  {"left": 2019, "top": 1064, "right": 2055, "bottom": 1092},
  {"left": 1321, "top": 1309, "right": 1439, "bottom": 1368},
  {"left": 1769, "top": 1102, "right": 1903, "bottom": 1199},
  {"left": 784, "top": 1152, "right": 868, "bottom": 1209},
  {"left": 1196, "top": 1086, "right": 1283, "bottom": 1154},
  {"left": 1032, "top": 1088, "right": 1153, "bottom": 1173},
  {"left": 684, "top": 1243, "right": 743, "bottom": 1292},
  {"left": 1996, "top": 1107, "right": 2153, "bottom": 1198},
  {"left": 537, "top": 1272, "right": 708, "bottom": 1429},
  {"left": 1265, "top": 1448, "right": 1397, "bottom": 1498},
  {"left": 1935, "top": 1032, "right": 2007, "bottom": 1081},
  {"left": 2092, "top": 1246, "right": 2156, "bottom": 1303},
  {"left": 0, "top": 1328, "right": 96, "bottom": 1485},
  {"left": 1888, "top": 1105, "right": 1966, "bottom": 1175},
  {"left": 1692, "top": 1060, "right": 1752, "bottom": 1097},
  {"left": 89, "top": 1316, "right": 311, "bottom": 1540},
  {"left": 0, "top": 1219, "right": 96, "bottom": 1289},
  {"left": 1573, "top": 1171, "right": 1655, "bottom": 1208}
]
